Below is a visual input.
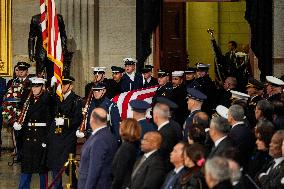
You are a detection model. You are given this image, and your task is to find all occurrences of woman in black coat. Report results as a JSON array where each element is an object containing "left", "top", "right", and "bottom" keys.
[
  {"left": 247, "top": 119, "right": 274, "bottom": 178},
  {"left": 179, "top": 143, "right": 208, "bottom": 189},
  {"left": 111, "top": 118, "right": 141, "bottom": 189}
]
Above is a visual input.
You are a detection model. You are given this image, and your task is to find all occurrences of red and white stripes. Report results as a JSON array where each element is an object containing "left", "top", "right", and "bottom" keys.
[{"left": 42, "top": 0, "right": 63, "bottom": 100}]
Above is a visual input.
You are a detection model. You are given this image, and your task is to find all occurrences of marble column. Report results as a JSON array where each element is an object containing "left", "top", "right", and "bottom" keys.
[{"left": 273, "top": 1, "right": 284, "bottom": 77}]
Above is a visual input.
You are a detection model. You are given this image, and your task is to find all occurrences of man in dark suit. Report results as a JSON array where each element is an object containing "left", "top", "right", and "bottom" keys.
[
  {"left": 141, "top": 65, "right": 158, "bottom": 88},
  {"left": 257, "top": 130, "right": 284, "bottom": 189},
  {"left": 183, "top": 88, "right": 207, "bottom": 141},
  {"left": 205, "top": 157, "right": 233, "bottom": 189},
  {"left": 130, "top": 99, "right": 156, "bottom": 138},
  {"left": 217, "top": 76, "right": 238, "bottom": 108},
  {"left": 78, "top": 107, "right": 118, "bottom": 189},
  {"left": 224, "top": 41, "right": 238, "bottom": 78},
  {"left": 161, "top": 142, "right": 187, "bottom": 189},
  {"left": 128, "top": 131, "right": 166, "bottom": 189},
  {"left": 153, "top": 97, "right": 182, "bottom": 171},
  {"left": 121, "top": 58, "right": 143, "bottom": 92},
  {"left": 228, "top": 105, "right": 254, "bottom": 170},
  {"left": 208, "top": 116, "right": 235, "bottom": 159}
]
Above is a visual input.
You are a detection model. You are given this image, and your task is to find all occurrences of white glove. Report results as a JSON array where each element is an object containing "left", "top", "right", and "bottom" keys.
[
  {"left": 76, "top": 130, "right": 85, "bottom": 138},
  {"left": 13, "top": 122, "right": 22, "bottom": 130},
  {"left": 55, "top": 117, "right": 65, "bottom": 126},
  {"left": 51, "top": 76, "right": 57, "bottom": 87}
]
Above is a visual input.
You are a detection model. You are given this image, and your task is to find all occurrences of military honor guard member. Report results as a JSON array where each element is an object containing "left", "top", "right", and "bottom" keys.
[
  {"left": 47, "top": 76, "right": 83, "bottom": 189},
  {"left": 85, "top": 82, "right": 121, "bottom": 141},
  {"left": 170, "top": 71, "right": 188, "bottom": 126},
  {"left": 121, "top": 58, "right": 143, "bottom": 92},
  {"left": 85, "top": 67, "right": 107, "bottom": 98},
  {"left": 106, "top": 66, "right": 124, "bottom": 99},
  {"left": 246, "top": 78, "right": 264, "bottom": 126},
  {"left": 265, "top": 76, "right": 284, "bottom": 102},
  {"left": 183, "top": 88, "right": 207, "bottom": 141},
  {"left": 184, "top": 67, "right": 196, "bottom": 88},
  {"left": 193, "top": 63, "right": 217, "bottom": 116},
  {"left": 152, "top": 70, "right": 173, "bottom": 104},
  {"left": 13, "top": 77, "right": 53, "bottom": 189},
  {"left": 130, "top": 99, "right": 156, "bottom": 138},
  {"left": 141, "top": 65, "right": 158, "bottom": 88}
]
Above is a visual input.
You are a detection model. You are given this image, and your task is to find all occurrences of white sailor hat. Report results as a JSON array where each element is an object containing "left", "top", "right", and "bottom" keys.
[
  {"left": 196, "top": 63, "right": 210, "bottom": 71},
  {"left": 123, "top": 58, "right": 137, "bottom": 65},
  {"left": 216, "top": 105, "right": 228, "bottom": 119},
  {"left": 172, "top": 71, "right": 184, "bottom": 77},
  {"left": 92, "top": 67, "right": 106, "bottom": 73},
  {"left": 29, "top": 77, "right": 47, "bottom": 85},
  {"left": 230, "top": 90, "right": 250, "bottom": 100},
  {"left": 266, "top": 76, "right": 284, "bottom": 86},
  {"left": 235, "top": 52, "right": 247, "bottom": 57}
]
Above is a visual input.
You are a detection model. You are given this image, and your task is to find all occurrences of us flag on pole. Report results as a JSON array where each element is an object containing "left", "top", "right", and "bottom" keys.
[
  {"left": 112, "top": 86, "right": 158, "bottom": 120},
  {"left": 41, "top": 0, "right": 63, "bottom": 100}
]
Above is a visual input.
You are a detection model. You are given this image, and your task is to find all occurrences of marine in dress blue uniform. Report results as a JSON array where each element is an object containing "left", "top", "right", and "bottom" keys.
[
  {"left": 121, "top": 58, "right": 143, "bottom": 92},
  {"left": 47, "top": 76, "right": 83, "bottom": 189},
  {"left": 130, "top": 99, "right": 156, "bottom": 138},
  {"left": 85, "top": 82, "right": 121, "bottom": 141},
  {"left": 13, "top": 77, "right": 53, "bottom": 189}
]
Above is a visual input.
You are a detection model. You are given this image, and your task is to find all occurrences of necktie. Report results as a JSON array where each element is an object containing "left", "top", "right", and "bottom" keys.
[
  {"left": 131, "top": 155, "right": 147, "bottom": 179},
  {"left": 163, "top": 171, "right": 177, "bottom": 189},
  {"left": 268, "top": 160, "right": 276, "bottom": 174}
]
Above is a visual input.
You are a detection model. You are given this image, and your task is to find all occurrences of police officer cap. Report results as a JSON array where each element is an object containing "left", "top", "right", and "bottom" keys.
[
  {"left": 62, "top": 75, "right": 75, "bottom": 84},
  {"left": 157, "top": 70, "right": 170, "bottom": 78},
  {"left": 29, "top": 77, "right": 46, "bottom": 85},
  {"left": 141, "top": 65, "right": 154, "bottom": 73},
  {"left": 92, "top": 67, "right": 106, "bottom": 74},
  {"left": 266, "top": 76, "right": 284, "bottom": 86},
  {"left": 186, "top": 88, "right": 207, "bottom": 102},
  {"left": 216, "top": 105, "right": 228, "bottom": 119},
  {"left": 111, "top": 66, "right": 124, "bottom": 73},
  {"left": 92, "top": 82, "right": 107, "bottom": 90},
  {"left": 172, "top": 71, "right": 184, "bottom": 77},
  {"left": 184, "top": 67, "right": 196, "bottom": 74},
  {"left": 156, "top": 97, "right": 178, "bottom": 109},
  {"left": 246, "top": 78, "right": 264, "bottom": 90},
  {"left": 130, "top": 99, "right": 151, "bottom": 113},
  {"left": 17, "top": 62, "right": 30, "bottom": 70},
  {"left": 123, "top": 58, "right": 137, "bottom": 65},
  {"left": 196, "top": 63, "right": 210, "bottom": 71},
  {"left": 230, "top": 90, "right": 250, "bottom": 100}
]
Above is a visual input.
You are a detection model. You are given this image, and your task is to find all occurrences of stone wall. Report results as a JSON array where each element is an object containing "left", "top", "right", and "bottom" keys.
[
  {"left": 10, "top": 0, "right": 136, "bottom": 96},
  {"left": 273, "top": 0, "right": 284, "bottom": 77}
]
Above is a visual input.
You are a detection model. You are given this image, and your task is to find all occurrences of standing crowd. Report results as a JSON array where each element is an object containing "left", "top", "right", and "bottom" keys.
[{"left": 1, "top": 54, "right": 284, "bottom": 189}]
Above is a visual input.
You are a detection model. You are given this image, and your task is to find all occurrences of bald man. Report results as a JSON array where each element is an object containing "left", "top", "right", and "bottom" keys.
[
  {"left": 128, "top": 131, "right": 166, "bottom": 189},
  {"left": 78, "top": 108, "right": 118, "bottom": 189}
]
